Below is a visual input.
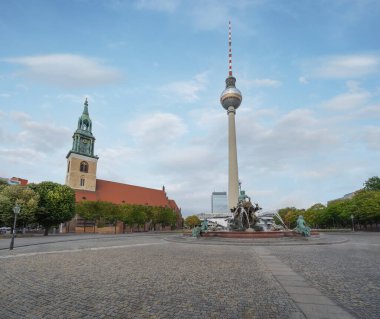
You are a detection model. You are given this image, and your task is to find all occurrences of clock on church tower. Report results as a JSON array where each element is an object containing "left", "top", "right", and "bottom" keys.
[{"left": 65, "top": 98, "right": 99, "bottom": 191}]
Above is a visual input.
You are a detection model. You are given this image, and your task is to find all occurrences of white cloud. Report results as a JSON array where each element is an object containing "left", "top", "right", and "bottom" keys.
[
  {"left": 97, "top": 146, "right": 138, "bottom": 182},
  {"left": 159, "top": 72, "right": 208, "bottom": 102},
  {"left": 311, "top": 54, "right": 380, "bottom": 78},
  {"left": 361, "top": 126, "right": 380, "bottom": 150},
  {"left": 10, "top": 111, "right": 71, "bottom": 152},
  {"left": 322, "top": 81, "right": 371, "bottom": 111},
  {"left": 323, "top": 91, "right": 370, "bottom": 111},
  {"left": 3, "top": 54, "right": 122, "bottom": 88},
  {"left": 355, "top": 103, "right": 380, "bottom": 119},
  {"left": 0, "top": 148, "right": 46, "bottom": 164},
  {"left": 237, "top": 108, "right": 341, "bottom": 172},
  {"left": 126, "top": 112, "right": 187, "bottom": 146}
]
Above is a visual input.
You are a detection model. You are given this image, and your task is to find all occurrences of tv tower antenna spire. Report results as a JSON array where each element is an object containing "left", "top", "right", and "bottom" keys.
[{"left": 229, "top": 20, "right": 233, "bottom": 77}]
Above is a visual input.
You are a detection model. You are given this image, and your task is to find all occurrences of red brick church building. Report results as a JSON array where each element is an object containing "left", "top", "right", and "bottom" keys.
[{"left": 65, "top": 99, "right": 182, "bottom": 233}]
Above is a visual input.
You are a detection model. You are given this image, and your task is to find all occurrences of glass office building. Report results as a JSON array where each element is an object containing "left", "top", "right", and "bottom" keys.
[{"left": 211, "top": 192, "right": 228, "bottom": 214}]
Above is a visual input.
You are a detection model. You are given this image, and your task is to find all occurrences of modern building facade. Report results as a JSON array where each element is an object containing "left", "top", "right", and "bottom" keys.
[{"left": 211, "top": 191, "right": 228, "bottom": 214}]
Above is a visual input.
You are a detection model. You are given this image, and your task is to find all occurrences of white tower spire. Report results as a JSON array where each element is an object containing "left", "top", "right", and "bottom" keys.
[{"left": 220, "top": 21, "right": 242, "bottom": 210}]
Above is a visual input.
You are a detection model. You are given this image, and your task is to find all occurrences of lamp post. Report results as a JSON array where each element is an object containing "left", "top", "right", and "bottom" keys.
[
  {"left": 9, "top": 204, "right": 20, "bottom": 250},
  {"left": 350, "top": 214, "right": 354, "bottom": 232}
]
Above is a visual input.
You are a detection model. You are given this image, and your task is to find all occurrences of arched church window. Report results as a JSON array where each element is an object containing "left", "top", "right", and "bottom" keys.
[
  {"left": 80, "top": 161, "right": 88, "bottom": 173},
  {"left": 67, "top": 161, "right": 70, "bottom": 173}
]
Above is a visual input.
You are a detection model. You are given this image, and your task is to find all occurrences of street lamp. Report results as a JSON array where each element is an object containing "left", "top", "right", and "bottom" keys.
[
  {"left": 350, "top": 214, "right": 354, "bottom": 232},
  {"left": 9, "top": 204, "right": 20, "bottom": 250}
]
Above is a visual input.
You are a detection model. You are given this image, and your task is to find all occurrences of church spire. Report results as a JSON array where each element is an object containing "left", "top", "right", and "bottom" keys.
[
  {"left": 83, "top": 97, "right": 89, "bottom": 115},
  {"left": 77, "top": 98, "right": 92, "bottom": 134},
  {"left": 67, "top": 98, "right": 98, "bottom": 159}
]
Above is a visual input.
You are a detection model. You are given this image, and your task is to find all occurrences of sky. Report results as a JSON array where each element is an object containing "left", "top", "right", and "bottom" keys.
[{"left": 0, "top": 0, "right": 379, "bottom": 216}]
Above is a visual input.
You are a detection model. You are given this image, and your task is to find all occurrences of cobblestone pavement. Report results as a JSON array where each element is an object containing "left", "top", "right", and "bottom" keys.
[
  {"left": 0, "top": 232, "right": 378, "bottom": 318},
  {"left": 265, "top": 232, "right": 380, "bottom": 319},
  {"left": 1, "top": 235, "right": 302, "bottom": 319}
]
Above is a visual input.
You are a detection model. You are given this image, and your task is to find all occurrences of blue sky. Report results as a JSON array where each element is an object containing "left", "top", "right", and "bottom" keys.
[{"left": 1, "top": 0, "right": 379, "bottom": 216}]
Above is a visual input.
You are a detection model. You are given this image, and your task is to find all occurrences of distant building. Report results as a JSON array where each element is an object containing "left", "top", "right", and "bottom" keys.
[
  {"left": 327, "top": 190, "right": 361, "bottom": 205},
  {"left": 0, "top": 177, "right": 28, "bottom": 186},
  {"left": 211, "top": 191, "right": 228, "bottom": 214},
  {"left": 65, "top": 99, "right": 182, "bottom": 232},
  {"left": 195, "top": 191, "right": 230, "bottom": 223}
]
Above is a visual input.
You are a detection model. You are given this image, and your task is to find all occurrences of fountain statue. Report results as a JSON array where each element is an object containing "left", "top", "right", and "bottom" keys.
[
  {"left": 294, "top": 215, "right": 311, "bottom": 237},
  {"left": 228, "top": 190, "right": 261, "bottom": 231},
  {"left": 225, "top": 186, "right": 286, "bottom": 232}
]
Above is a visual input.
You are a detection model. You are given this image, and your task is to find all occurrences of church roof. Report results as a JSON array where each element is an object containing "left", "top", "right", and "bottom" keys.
[
  {"left": 74, "top": 179, "right": 179, "bottom": 212},
  {"left": 168, "top": 199, "right": 179, "bottom": 212}
]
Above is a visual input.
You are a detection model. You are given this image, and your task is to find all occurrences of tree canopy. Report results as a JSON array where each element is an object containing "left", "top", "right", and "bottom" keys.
[
  {"left": 77, "top": 201, "right": 179, "bottom": 231},
  {"left": 363, "top": 176, "right": 380, "bottom": 191},
  {"left": 278, "top": 189, "right": 380, "bottom": 230},
  {"left": 31, "top": 182, "right": 76, "bottom": 235},
  {"left": 184, "top": 215, "right": 200, "bottom": 229},
  {"left": 0, "top": 185, "right": 39, "bottom": 228}
]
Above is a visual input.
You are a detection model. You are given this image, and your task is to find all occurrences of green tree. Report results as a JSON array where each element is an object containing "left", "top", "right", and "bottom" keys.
[
  {"left": 277, "top": 207, "right": 301, "bottom": 229},
  {"left": 150, "top": 206, "right": 161, "bottom": 230},
  {"left": 284, "top": 210, "right": 301, "bottom": 229},
  {"left": 363, "top": 176, "right": 380, "bottom": 191},
  {"left": 184, "top": 215, "right": 200, "bottom": 229},
  {"left": 0, "top": 185, "right": 39, "bottom": 228},
  {"left": 278, "top": 207, "right": 297, "bottom": 220},
  {"left": 351, "top": 190, "right": 380, "bottom": 228},
  {"left": 304, "top": 203, "right": 326, "bottom": 228},
  {"left": 31, "top": 182, "right": 76, "bottom": 236},
  {"left": 119, "top": 203, "right": 134, "bottom": 230},
  {"left": 76, "top": 201, "right": 97, "bottom": 221},
  {"left": 0, "top": 179, "right": 8, "bottom": 187},
  {"left": 324, "top": 199, "right": 352, "bottom": 228},
  {"left": 76, "top": 201, "right": 100, "bottom": 232},
  {"left": 157, "top": 207, "right": 176, "bottom": 228},
  {"left": 118, "top": 204, "right": 148, "bottom": 231},
  {"left": 102, "top": 201, "right": 121, "bottom": 233},
  {"left": 131, "top": 205, "right": 148, "bottom": 231}
]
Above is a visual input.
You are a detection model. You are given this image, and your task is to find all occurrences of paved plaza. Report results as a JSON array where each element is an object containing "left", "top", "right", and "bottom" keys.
[{"left": 0, "top": 232, "right": 379, "bottom": 318}]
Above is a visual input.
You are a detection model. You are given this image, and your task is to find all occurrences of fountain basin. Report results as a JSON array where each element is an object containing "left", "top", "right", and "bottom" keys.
[{"left": 201, "top": 230, "right": 319, "bottom": 239}]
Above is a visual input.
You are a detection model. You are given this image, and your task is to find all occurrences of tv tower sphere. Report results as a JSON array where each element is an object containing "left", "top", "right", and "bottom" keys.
[{"left": 220, "top": 76, "right": 242, "bottom": 111}]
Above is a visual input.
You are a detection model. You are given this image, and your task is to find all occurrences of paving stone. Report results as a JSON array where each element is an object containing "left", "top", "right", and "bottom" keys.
[
  {"left": 0, "top": 235, "right": 301, "bottom": 319},
  {"left": 266, "top": 232, "right": 380, "bottom": 319},
  {"left": 0, "top": 232, "right": 378, "bottom": 318}
]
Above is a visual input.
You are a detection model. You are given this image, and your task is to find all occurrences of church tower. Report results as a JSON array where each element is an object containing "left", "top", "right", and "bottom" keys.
[{"left": 65, "top": 98, "right": 98, "bottom": 191}]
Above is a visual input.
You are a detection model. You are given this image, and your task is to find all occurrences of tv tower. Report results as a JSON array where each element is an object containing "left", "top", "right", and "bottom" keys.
[{"left": 220, "top": 21, "right": 242, "bottom": 210}]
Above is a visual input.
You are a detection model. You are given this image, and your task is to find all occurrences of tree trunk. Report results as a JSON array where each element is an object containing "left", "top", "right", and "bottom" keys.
[{"left": 44, "top": 228, "right": 49, "bottom": 236}]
